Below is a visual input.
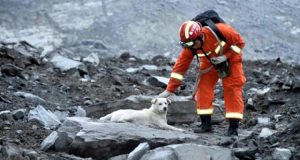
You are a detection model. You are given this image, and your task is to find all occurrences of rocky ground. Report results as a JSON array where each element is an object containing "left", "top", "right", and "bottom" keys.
[{"left": 0, "top": 42, "right": 300, "bottom": 160}]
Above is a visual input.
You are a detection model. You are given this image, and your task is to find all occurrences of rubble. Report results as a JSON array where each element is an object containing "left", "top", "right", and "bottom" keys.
[{"left": 0, "top": 42, "right": 300, "bottom": 159}]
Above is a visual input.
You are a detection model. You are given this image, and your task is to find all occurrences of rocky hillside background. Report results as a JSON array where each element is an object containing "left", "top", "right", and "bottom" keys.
[{"left": 1, "top": 0, "right": 300, "bottom": 62}]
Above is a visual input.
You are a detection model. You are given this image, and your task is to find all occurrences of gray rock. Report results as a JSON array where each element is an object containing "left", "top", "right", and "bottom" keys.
[
  {"left": 274, "top": 115, "right": 282, "bottom": 122},
  {"left": 108, "top": 154, "right": 127, "bottom": 160},
  {"left": 75, "top": 106, "right": 86, "bottom": 117},
  {"left": 77, "top": 64, "right": 89, "bottom": 77},
  {"left": 270, "top": 75, "right": 282, "bottom": 85},
  {"left": 125, "top": 95, "right": 153, "bottom": 103},
  {"left": 126, "top": 65, "right": 159, "bottom": 73},
  {"left": 285, "top": 118, "right": 300, "bottom": 134},
  {"left": 1, "top": 143, "right": 23, "bottom": 160},
  {"left": 112, "top": 75, "right": 124, "bottom": 86},
  {"left": 83, "top": 100, "right": 93, "bottom": 105},
  {"left": 0, "top": 110, "right": 12, "bottom": 120},
  {"left": 239, "top": 130, "right": 255, "bottom": 140},
  {"left": 40, "top": 131, "right": 59, "bottom": 151},
  {"left": 141, "top": 148, "right": 177, "bottom": 160},
  {"left": 3, "top": 120, "right": 11, "bottom": 126},
  {"left": 140, "top": 65, "right": 159, "bottom": 71},
  {"left": 53, "top": 110, "right": 69, "bottom": 122},
  {"left": 83, "top": 53, "right": 99, "bottom": 66},
  {"left": 1, "top": 64, "right": 23, "bottom": 77},
  {"left": 50, "top": 153, "right": 93, "bottom": 160},
  {"left": 292, "top": 76, "right": 300, "bottom": 92},
  {"left": 218, "top": 137, "right": 237, "bottom": 147},
  {"left": 282, "top": 76, "right": 293, "bottom": 90},
  {"left": 233, "top": 140, "right": 258, "bottom": 160},
  {"left": 247, "top": 98, "right": 254, "bottom": 107},
  {"left": 127, "top": 142, "right": 150, "bottom": 160},
  {"left": 126, "top": 67, "right": 139, "bottom": 73},
  {"left": 119, "top": 52, "right": 131, "bottom": 61},
  {"left": 22, "top": 149, "right": 38, "bottom": 160},
  {"left": 295, "top": 152, "right": 300, "bottom": 160},
  {"left": 13, "top": 91, "right": 46, "bottom": 103},
  {"left": 258, "top": 128, "right": 277, "bottom": 138},
  {"left": 0, "top": 95, "right": 11, "bottom": 103},
  {"left": 248, "top": 88, "right": 270, "bottom": 96},
  {"left": 245, "top": 118, "right": 258, "bottom": 127},
  {"left": 16, "top": 130, "right": 23, "bottom": 134},
  {"left": 234, "top": 148, "right": 256, "bottom": 160},
  {"left": 54, "top": 132, "right": 72, "bottom": 152},
  {"left": 83, "top": 96, "right": 91, "bottom": 100},
  {"left": 50, "top": 54, "right": 83, "bottom": 71},
  {"left": 167, "top": 100, "right": 197, "bottom": 124},
  {"left": 272, "top": 148, "right": 292, "bottom": 160},
  {"left": 267, "top": 93, "right": 289, "bottom": 105},
  {"left": 12, "top": 109, "right": 26, "bottom": 120},
  {"left": 15, "top": 41, "right": 41, "bottom": 57},
  {"left": 143, "top": 76, "right": 167, "bottom": 88},
  {"left": 257, "top": 117, "right": 270, "bottom": 125},
  {"left": 28, "top": 105, "right": 61, "bottom": 129},
  {"left": 32, "top": 125, "right": 38, "bottom": 130},
  {"left": 54, "top": 117, "right": 200, "bottom": 159},
  {"left": 140, "top": 143, "right": 233, "bottom": 160}
]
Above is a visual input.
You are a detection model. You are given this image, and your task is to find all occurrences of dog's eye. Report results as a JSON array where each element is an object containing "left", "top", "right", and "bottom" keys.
[{"left": 159, "top": 103, "right": 162, "bottom": 105}]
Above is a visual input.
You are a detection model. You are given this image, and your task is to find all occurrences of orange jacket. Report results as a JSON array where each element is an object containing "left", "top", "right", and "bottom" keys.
[{"left": 167, "top": 23, "right": 245, "bottom": 92}]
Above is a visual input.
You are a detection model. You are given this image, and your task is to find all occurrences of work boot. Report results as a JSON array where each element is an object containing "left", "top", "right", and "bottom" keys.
[
  {"left": 194, "top": 115, "right": 213, "bottom": 133},
  {"left": 227, "top": 118, "right": 240, "bottom": 136}
]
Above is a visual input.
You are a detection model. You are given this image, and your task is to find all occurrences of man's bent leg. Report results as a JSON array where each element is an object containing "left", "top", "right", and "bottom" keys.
[
  {"left": 194, "top": 68, "right": 218, "bottom": 133},
  {"left": 223, "top": 83, "right": 245, "bottom": 136}
]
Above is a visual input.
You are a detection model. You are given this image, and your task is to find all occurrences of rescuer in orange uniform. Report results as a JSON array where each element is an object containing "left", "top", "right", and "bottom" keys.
[{"left": 159, "top": 20, "right": 246, "bottom": 136}]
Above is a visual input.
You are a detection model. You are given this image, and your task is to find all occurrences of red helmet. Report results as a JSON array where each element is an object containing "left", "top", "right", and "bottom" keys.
[{"left": 179, "top": 21, "right": 202, "bottom": 42}]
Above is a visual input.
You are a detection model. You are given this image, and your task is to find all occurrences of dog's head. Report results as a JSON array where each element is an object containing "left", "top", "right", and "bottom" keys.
[{"left": 151, "top": 98, "right": 171, "bottom": 113}]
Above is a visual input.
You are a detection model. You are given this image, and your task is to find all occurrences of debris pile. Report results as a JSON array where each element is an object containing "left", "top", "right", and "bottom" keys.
[{"left": 0, "top": 42, "right": 299, "bottom": 159}]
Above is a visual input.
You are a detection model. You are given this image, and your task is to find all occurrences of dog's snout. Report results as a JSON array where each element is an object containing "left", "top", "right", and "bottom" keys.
[{"left": 163, "top": 107, "right": 167, "bottom": 111}]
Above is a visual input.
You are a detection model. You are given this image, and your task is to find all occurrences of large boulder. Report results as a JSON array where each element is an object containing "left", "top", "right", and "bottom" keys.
[
  {"left": 53, "top": 117, "right": 202, "bottom": 159},
  {"left": 167, "top": 100, "right": 197, "bottom": 124}
]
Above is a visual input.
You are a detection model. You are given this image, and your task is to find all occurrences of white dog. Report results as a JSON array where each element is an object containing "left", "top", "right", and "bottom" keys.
[{"left": 99, "top": 98, "right": 184, "bottom": 132}]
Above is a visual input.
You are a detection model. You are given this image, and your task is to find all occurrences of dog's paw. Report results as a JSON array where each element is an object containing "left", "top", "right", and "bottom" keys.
[{"left": 175, "top": 128, "right": 185, "bottom": 132}]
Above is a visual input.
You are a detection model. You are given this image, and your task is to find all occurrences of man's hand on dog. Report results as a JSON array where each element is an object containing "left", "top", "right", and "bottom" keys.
[{"left": 158, "top": 90, "right": 173, "bottom": 98}]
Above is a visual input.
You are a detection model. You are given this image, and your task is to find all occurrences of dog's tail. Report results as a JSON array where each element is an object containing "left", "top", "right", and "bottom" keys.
[{"left": 99, "top": 113, "right": 112, "bottom": 121}]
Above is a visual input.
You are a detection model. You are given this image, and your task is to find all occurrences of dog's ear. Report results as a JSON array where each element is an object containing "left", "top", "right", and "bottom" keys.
[
  {"left": 151, "top": 98, "right": 157, "bottom": 104},
  {"left": 166, "top": 98, "right": 172, "bottom": 104}
]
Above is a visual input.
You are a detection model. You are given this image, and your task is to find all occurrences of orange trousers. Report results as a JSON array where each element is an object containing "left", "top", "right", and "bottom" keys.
[{"left": 196, "top": 62, "right": 246, "bottom": 119}]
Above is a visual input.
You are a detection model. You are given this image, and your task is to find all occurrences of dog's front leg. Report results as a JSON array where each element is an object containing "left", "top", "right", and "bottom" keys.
[{"left": 158, "top": 122, "right": 184, "bottom": 132}]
